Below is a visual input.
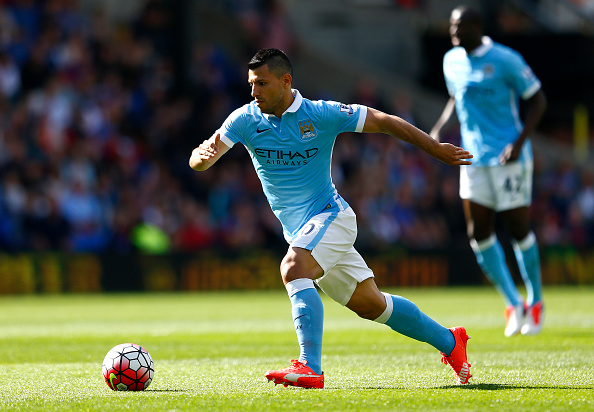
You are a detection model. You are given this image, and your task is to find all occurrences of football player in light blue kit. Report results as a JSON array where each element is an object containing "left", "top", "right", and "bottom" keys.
[
  {"left": 431, "top": 6, "right": 548, "bottom": 337},
  {"left": 190, "top": 48, "right": 474, "bottom": 388}
]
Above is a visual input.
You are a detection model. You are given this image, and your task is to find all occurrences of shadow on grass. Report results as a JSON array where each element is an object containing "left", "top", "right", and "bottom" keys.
[
  {"left": 323, "top": 384, "right": 593, "bottom": 390},
  {"left": 436, "top": 383, "right": 594, "bottom": 390}
]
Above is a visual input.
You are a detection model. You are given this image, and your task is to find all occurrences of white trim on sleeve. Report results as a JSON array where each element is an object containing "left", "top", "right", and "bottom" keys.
[
  {"left": 219, "top": 132, "right": 235, "bottom": 148},
  {"left": 356, "top": 106, "right": 368, "bottom": 133},
  {"left": 521, "top": 82, "right": 541, "bottom": 100}
]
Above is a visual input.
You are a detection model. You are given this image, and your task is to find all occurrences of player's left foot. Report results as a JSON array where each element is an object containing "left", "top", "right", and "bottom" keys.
[
  {"left": 521, "top": 301, "right": 544, "bottom": 335},
  {"left": 265, "top": 359, "right": 324, "bottom": 389},
  {"left": 441, "top": 326, "right": 472, "bottom": 384},
  {"left": 504, "top": 303, "right": 525, "bottom": 337}
]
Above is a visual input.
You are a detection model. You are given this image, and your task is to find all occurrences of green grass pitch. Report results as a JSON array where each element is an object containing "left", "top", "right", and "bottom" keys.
[{"left": 1, "top": 286, "right": 593, "bottom": 411}]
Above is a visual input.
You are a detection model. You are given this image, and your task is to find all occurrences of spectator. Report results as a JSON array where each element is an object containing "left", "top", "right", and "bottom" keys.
[
  {"left": 0, "top": 51, "right": 21, "bottom": 101},
  {"left": 0, "top": 0, "right": 589, "bottom": 258}
]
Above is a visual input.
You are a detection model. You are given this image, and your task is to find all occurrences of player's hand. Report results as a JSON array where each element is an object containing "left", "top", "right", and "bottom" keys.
[
  {"left": 498, "top": 143, "right": 520, "bottom": 165},
  {"left": 197, "top": 132, "right": 221, "bottom": 160},
  {"left": 435, "top": 142, "right": 473, "bottom": 165},
  {"left": 190, "top": 132, "right": 222, "bottom": 170}
]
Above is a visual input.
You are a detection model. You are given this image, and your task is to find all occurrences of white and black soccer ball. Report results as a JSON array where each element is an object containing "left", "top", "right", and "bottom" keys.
[{"left": 102, "top": 343, "right": 154, "bottom": 391}]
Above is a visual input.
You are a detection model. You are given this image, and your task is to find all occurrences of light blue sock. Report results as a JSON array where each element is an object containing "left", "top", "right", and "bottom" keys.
[
  {"left": 512, "top": 232, "right": 543, "bottom": 306},
  {"left": 375, "top": 293, "right": 455, "bottom": 355},
  {"left": 471, "top": 235, "right": 523, "bottom": 307},
  {"left": 286, "top": 279, "right": 324, "bottom": 375}
]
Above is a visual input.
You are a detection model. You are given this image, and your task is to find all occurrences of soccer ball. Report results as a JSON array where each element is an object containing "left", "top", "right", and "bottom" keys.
[{"left": 102, "top": 343, "right": 154, "bottom": 391}]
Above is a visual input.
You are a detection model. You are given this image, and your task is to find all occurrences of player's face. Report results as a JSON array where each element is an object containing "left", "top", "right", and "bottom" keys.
[
  {"left": 248, "top": 64, "right": 287, "bottom": 116},
  {"left": 449, "top": 10, "right": 480, "bottom": 50}
]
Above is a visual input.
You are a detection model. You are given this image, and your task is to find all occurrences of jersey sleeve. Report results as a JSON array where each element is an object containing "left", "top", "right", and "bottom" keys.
[
  {"left": 321, "top": 101, "right": 367, "bottom": 135},
  {"left": 443, "top": 52, "right": 456, "bottom": 97},
  {"left": 218, "top": 106, "right": 249, "bottom": 148},
  {"left": 504, "top": 50, "right": 541, "bottom": 100}
]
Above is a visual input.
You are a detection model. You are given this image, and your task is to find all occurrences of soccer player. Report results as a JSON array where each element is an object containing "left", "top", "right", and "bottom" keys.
[
  {"left": 430, "top": 6, "right": 548, "bottom": 337},
  {"left": 190, "top": 48, "right": 473, "bottom": 388}
]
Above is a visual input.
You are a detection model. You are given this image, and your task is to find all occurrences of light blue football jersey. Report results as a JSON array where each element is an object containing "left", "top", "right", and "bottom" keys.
[
  {"left": 443, "top": 37, "right": 541, "bottom": 166},
  {"left": 219, "top": 90, "right": 367, "bottom": 241}
]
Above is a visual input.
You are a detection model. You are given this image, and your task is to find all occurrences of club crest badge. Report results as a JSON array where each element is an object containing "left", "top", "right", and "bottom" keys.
[
  {"left": 483, "top": 64, "right": 495, "bottom": 78},
  {"left": 298, "top": 119, "right": 317, "bottom": 141}
]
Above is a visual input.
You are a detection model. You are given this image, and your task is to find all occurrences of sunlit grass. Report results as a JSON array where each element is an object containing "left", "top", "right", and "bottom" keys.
[{"left": 0, "top": 287, "right": 592, "bottom": 411}]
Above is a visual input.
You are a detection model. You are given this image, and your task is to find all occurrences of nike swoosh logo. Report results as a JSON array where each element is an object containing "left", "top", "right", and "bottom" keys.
[
  {"left": 109, "top": 372, "right": 118, "bottom": 389},
  {"left": 284, "top": 373, "right": 321, "bottom": 382},
  {"left": 257, "top": 127, "right": 270, "bottom": 133}
]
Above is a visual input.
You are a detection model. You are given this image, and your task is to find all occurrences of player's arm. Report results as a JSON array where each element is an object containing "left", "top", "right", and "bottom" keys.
[
  {"left": 429, "top": 96, "right": 457, "bottom": 142},
  {"left": 189, "top": 131, "right": 231, "bottom": 171},
  {"left": 363, "top": 107, "right": 472, "bottom": 166},
  {"left": 500, "top": 89, "right": 547, "bottom": 164}
]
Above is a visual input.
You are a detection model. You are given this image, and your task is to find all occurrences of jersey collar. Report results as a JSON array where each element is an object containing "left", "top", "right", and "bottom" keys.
[
  {"left": 285, "top": 89, "right": 302, "bottom": 113},
  {"left": 263, "top": 89, "right": 302, "bottom": 119},
  {"left": 470, "top": 36, "right": 493, "bottom": 58}
]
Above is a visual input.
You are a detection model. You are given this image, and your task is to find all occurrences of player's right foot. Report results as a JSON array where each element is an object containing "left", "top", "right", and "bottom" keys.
[
  {"left": 504, "top": 303, "right": 525, "bottom": 337},
  {"left": 521, "top": 301, "right": 544, "bottom": 335},
  {"left": 265, "top": 359, "right": 324, "bottom": 389},
  {"left": 441, "top": 326, "right": 471, "bottom": 384}
]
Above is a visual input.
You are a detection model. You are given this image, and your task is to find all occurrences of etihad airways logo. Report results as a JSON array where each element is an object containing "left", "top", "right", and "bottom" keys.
[{"left": 254, "top": 147, "right": 319, "bottom": 166}]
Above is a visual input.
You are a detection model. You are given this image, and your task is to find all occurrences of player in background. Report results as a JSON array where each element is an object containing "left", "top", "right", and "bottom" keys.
[
  {"left": 430, "top": 6, "right": 548, "bottom": 337},
  {"left": 190, "top": 48, "right": 473, "bottom": 388}
]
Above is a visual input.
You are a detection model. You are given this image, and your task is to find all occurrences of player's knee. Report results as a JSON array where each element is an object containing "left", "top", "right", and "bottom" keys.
[
  {"left": 280, "top": 254, "right": 306, "bottom": 284},
  {"left": 471, "top": 228, "right": 492, "bottom": 242},
  {"left": 346, "top": 279, "right": 386, "bottom": 320},
  {"left": 467, "top": 218, "right": 494, "bottom": 241},
  {"left": 280, "top": 262, "right": 297, "bottom": 284},
  {"left": 280, "top": 248, "right": 323, "bottom": 284},
  {"left": 509, "top": 226, "right": 530, "bottom": 241},
  {"left": 348, "top": 299, "right": 385, "bottom": 320},
  {"left": 355, "top": 309, "right": 377, "bottom": 320},
  {"left": 353, "top": 305, "right": 383, "bottom": 321}
]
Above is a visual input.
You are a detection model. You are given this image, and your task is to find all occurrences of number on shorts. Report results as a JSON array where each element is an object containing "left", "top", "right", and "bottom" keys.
[{"left": 503, "top": 175, "right": 522, "bottom": 193}]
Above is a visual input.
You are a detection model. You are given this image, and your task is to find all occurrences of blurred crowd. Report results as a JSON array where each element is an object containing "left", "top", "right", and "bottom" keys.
[{"left": 0, "top": 0, "right": 592, "bottom": 254}]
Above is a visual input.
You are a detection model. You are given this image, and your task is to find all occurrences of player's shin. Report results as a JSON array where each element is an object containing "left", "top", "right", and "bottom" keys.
[
  {"left": 511, "top": 231, "right": 543, "bottom": 306},
  {"left": 374, "top": 292, "right": 455, "bottom": 355},
  {"left": 471, "top": 235, "right": 523, "bottom": 307},
  {"left": 286, "top": 278, "right": 324, "bottom": 375}
]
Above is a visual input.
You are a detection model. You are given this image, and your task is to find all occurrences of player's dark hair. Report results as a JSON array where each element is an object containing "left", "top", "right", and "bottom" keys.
[{"left": 248, "top": 48, "right": 293, "bottom": 78}]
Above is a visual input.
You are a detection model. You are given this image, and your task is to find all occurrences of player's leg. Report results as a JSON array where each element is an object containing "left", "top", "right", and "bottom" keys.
[
  {"left": 460, "top": 165, "right": 523, "bottom": 307},
  {"left": 317, "top": 252, "right": 471, "bottom": 384},
  {"left": 465, "top": 199, "right": 524, "bottom": 336},
  {"left": 280, "top": 247, "right": 324, "bottom": 375},
  {"left": 265, "top": 248, "right": 325, "bottom": 388},
  {"left": 501, "top": 206, "right": 544, "bottom": 334},
  {"left": 346, "top": 278, "right": 456, "bottom": 355},
  {"left": 266, "top": 207, "right": 356, "bottom": 388},
  {"left": 357, "top": 283, "right": 471, "bottom": 385},
  {"left": 465, "top": 199, "right": 523, "bottom": 307}
]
